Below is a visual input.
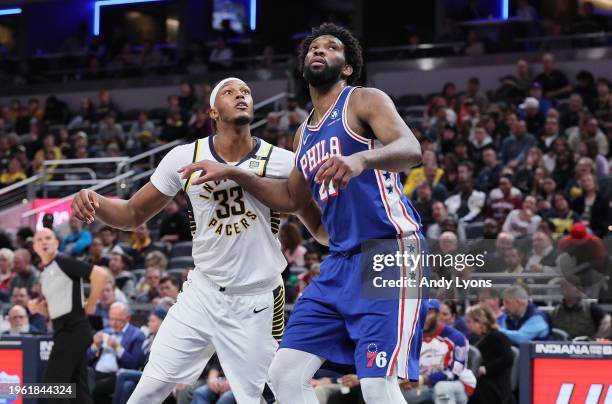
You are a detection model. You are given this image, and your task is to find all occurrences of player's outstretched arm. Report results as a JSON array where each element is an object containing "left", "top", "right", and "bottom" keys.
[
  {"left": 71, "top": 182, "right": 173, "bottom": 230},
  {"left": 315, "top": 87, "right": 422, "bottom": 190}
]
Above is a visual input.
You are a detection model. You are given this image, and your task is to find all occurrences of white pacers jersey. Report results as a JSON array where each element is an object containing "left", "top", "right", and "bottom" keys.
[{"left": 150, "top": 136, "right": 293, "bottom": 289}]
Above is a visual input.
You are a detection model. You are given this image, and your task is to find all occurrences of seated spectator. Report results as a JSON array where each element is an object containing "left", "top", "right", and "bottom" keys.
[
  {"left": 518, "top": 97, "right": 544, "bottom": 136},
  {"left": 401, "top": 299, "right": 475, "bottom": 403},
  {"left": 178, "top": 82, "right": 196, "bottom": 113},
  {"left": 87, "top": 237, "right": 109, "bottom": 267},
  {"left": 130, "top": 223, "right": 162, "bottom": 267},
  {"left": 475, "top": 146, "right": 502, "bottom": 193},
  {"left": 33, "top": 133, "right": 63, "bottom": 172},
  {"left": 144, "top": 250, "right": 169, "bottom": 273},
  {"left": 469, "top": 125, "right": 493, "bottom": 164},
  {"left": 190, "top": 353, "right": 236, "bottom": 404},
  {"left": 95, "top": 279, "right": 128, "bottom": 328},
  {"left": 209, "top": 38, "right": 234, "bottom": 69},
  {"left": 583, "top": 138, "right": 609, "bottom": 177},
  {"left": 572, "top": 173, "right": 609, "bottom": 237},
  {"left": 502, "top": 195, "right": 541, "bottom": 238},
  {"left": 280, "top": 223, "right": 307, "bottom": 267},
  {"left": 439, "top": 299, "right": 469, "bottom": 337},
  {"left": 567, "top": 116, "right": 609, "bottom": 157},
  {"left": 2, "top": 304, "right": 41, "bottom": 335},
  {"left": 8, "top": 249, "right": 39, "bottom": 295},
  {"left": 465, "top": 305, "right": 514, "bottom": 404},
  {"left": 477, "top": 288, "right": 507, "bottom": 327},
  {"left": 95, "top": 89, "right": 120, "bottom": 122},
  {"left": 546, "top": 192, "right": 580, "bottom": 240},
  {"left": 61, "top": 217, "right": 93, "bottom": 257},
  {"left": 97, "top": 112, "right": 125, "bottom": 149},
  {"left": 412, "top": 182, "right": 435, "bottom": 227},
  {"left": 551, "top": 275, "right": 611, "bottom": 340},
  {"left": 161, "top": 96, "right": 187, "bottom": 142},
  {"left": 0, "top": 158, "right": 27, "bottom": 187},
  {"left": 574, "top": 70, "right": 597, "bottom": 111},
  {"left": 488, "top": 175, "right": 523, "bottom": 225},
  {"left": 135, "top": 267, "right": 162, "bottom": 304},
  {"left": 296, "top": 262, "right": 320, "bottom": 296},
  {"left": 460, "top": 77, "right": 488, "bottom": 109},
  {"left": 426, "top": 201, "right": 466, "bottom": 241},
  {"left": 445, "top": 177, "right": 486, "bottom": 224},
  {"left": 128, "top": 111, "right": 155, "bottom": 140},
  {"left": 112, "top": 307, "right": 167, "bottom": 404},
  {"left": 279, "top": 95, "right": 308, "bottom": 133},
  {"left": 560, "top": 94, "right": 586, "bottom": 133},
  {"left": 100, "top": 226, "right": 120, "bottom": 255},
  {"left": 538, "top": 116, "right": 561, "bottom": 154},
  {"left": 502, "top": 247, "right": 525, "bottom": 275},
  {"left": 186, "top": 106, "right": 213, "bottom": 142},
  {"left": 534, "top": 54, "right": 572, "bottom": 100},
  {"left": 463, "top": 31, "right": 484, "bottom": 56},
  {"left": 88, "top": 302, "right": 145, "bottom": 404},
  {"left": 501, "top": 119, "right": 537, "bottom": 167},
  {"left": 68, "top": 97, "right": 95, "bottom": 129},
  {"left": 159, "top": 199, "right": 192, "bottom": 244},
  {"left": 129, "top": 130, "right": 159, "bottom": 156},
  {"left": 404, "top": 150, "right": 444, "bottom": 197},
  {"left": 0, "top": 248, "right": 14, "bottom": 300},
  {"left": 570, "top": 1, "right": 608, "bottom": 34},
  {"left": 500, "top": 285, "right": 550, "bottom": 344},
  {"left": 109, "top": 252, "right": 136, "bottom": 298},
  {"left": 524, "top": 231, "right": 556, "bottom": 274},
  {"left": 155, "top": 276, "right": 180, "bottom": 304},
  {"left": 11, "top": 286, "right": 47, "bottom": 332},
  {"left": 528, "top": 82, "right": 553, "bottom": 115},
  {"left": 593, "top": 78, "right": 612, "bottom": 124}
]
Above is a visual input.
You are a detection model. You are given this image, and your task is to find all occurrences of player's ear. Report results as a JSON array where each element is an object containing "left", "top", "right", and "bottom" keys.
[
  {"left": 342, "top": 64, "right": 353, "bottom": 80},
  {"left": 209, "top": 107, "right": 219, "bottom": 121}
]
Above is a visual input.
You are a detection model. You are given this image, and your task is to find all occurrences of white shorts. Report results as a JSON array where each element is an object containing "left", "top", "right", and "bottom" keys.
[{"left": 142, "top": 269, "right": 285, "bottom": 403}]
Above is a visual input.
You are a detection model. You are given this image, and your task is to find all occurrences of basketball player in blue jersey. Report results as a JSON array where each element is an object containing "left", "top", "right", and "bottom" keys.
[{"left": 179, "top": 23, "right": 427, "bottom": 404}]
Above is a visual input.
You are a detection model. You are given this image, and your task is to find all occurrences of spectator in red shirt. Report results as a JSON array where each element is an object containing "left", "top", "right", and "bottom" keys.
[{"left": 487, "top": 175, "right": 523, "bottom": 225}]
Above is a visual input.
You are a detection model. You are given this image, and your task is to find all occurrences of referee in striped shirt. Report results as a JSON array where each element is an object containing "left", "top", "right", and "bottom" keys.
[{"left": 28, "top": 228, "right": 107, "bottom": 403}]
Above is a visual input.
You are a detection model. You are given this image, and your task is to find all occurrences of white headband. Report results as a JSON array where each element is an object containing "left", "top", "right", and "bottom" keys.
[{"left": 209, "top": 77, "right": 244, "bottom": 108}]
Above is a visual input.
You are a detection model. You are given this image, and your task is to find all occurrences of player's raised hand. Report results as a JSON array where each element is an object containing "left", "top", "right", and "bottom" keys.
[
  {"left": 315, "top": 154, "right": 366, "bottom": 190},
  {"left": 71, "top": 189, "right": 100, "bottom": 224},
  {"left": 178, "top": 160, "right": 238, "bottom": 186}
]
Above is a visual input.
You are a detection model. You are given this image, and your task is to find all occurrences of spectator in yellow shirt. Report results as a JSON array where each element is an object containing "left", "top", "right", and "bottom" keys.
[
  {"left": 403, "top": 150, "right": 444, "bottom": 197},
  {"left": 0, "top": 158, "right": 27, "bottom": 187},
  {"left": 33, "top": 133, "right": 63, "bottom": 172}
]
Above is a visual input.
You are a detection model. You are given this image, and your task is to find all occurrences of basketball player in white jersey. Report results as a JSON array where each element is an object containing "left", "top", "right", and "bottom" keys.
[{"left": 71, "top": 77, "right": 327, "bottom": 404}]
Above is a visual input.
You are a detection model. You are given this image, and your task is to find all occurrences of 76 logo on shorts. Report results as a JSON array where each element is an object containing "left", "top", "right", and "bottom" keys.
[{"left": 366, "top": 344, "right": 388, "bottom": 368}]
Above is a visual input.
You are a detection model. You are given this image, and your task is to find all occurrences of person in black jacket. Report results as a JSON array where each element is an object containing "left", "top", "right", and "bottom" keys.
[
  {"left": 466, "top": 304, "right": 514, "bottom": 404},
  {"left": 571, "top": 173, "right": 609, "bottom": 238}
]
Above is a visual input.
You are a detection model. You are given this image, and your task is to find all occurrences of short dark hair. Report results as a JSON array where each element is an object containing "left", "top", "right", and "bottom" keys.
[
  {"left": 299, "top": 23, "right": 363, "bottom": 85},
  {"left": 159, "top": 276, "right": 179, "bottom": 289}
]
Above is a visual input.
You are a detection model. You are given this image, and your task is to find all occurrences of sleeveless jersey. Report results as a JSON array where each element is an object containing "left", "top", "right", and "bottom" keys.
[
  {"left": 150, "top": 136, "right": 293, "bottom": 289},
  {"left": 296, "top": 86, "right": 421, "bottom": 252}
]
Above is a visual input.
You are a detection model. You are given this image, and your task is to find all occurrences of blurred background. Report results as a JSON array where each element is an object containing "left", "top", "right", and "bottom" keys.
[{"left": 0, "top": 1, "right": 611, "bottom": 403}]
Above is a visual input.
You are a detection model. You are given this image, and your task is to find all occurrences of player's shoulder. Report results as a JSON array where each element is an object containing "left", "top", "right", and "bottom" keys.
[
  {"left": 259, "top": 138, "right": 295, "bottom": 161},
  {"left": 163, "top": 139, "right": 203, "bottom": 162},
  {"left": 351, "top": 86, "right": 392, "bottom": 103},
  {"left": 349, "top": 87, "right": 394, "bottom": 114},
  {"left": 257, "top": 138, "right": 294, "bottom": 178}
]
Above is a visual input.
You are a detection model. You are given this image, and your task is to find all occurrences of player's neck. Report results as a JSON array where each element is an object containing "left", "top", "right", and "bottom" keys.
[
  {"left": 309, "top": 81, "right": 347, "bottom": 124},
  {"left": 214, "top": 125, "right": 255, "bottom": 162}
]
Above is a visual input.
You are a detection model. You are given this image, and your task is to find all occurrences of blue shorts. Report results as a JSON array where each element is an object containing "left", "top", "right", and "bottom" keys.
[{"left": 281, "top": 233, "right": 428, "bottom": 380}]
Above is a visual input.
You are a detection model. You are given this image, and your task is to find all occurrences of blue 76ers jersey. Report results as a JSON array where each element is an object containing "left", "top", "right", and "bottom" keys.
[{"left": 296, "top": 86, "right": 422, "bottom": 252}]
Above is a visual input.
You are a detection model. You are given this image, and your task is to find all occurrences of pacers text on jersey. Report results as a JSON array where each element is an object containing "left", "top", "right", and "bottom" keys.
[{"left": 199, "top": 179, "right": 258, "bottom": 236}]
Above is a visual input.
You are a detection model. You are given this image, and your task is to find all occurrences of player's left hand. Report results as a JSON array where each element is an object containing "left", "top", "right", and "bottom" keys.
[
  {"left": 314, "top": 154, "right": 366, "bottom": 190},
  {"left": 178, "top": 160, "right": 238, "bottom": 185}
]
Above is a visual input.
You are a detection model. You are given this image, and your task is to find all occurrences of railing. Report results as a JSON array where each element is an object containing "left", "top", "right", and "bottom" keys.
[
  {"left": 115, "top": 139, "right": 183, "bottom": 177},
  {"left": 19, "top": 170, "right": 136, "bottom": 227},
  {"left": 251, "top": 92, "right": 289, "bottom": 130}
]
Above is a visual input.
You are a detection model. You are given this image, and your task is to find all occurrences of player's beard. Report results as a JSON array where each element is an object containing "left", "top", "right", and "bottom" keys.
[{"left": 303, "top": 62, "right": 343, "bottom": 88}]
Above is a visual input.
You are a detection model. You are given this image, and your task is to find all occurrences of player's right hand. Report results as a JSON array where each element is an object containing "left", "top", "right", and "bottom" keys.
[{"left": 72, "top": 189, "right": 100, "bottom": 224}]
